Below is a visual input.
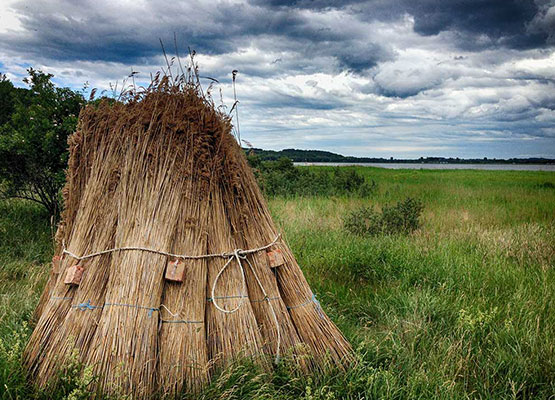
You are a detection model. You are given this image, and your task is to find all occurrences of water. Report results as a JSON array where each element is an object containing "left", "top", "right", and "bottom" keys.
[{"left": 293, "top": 162, "right": 555, "bottom": 171}]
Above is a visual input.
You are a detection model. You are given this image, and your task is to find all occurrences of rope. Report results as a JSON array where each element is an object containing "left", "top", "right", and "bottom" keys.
[
  {"left": 287, "top": 294, "right": 324, "bottom": 318},
  {"left": 58, "top": 234, "right": 284, "bottom": 364},
  {"left": 158, "top": 305, "right": 203, "bottom": 324},
  {"left": 72, "top": 300, "right": 103, "bottom": 311},
  {"left": 207, "top": 295, "right": 249, "bottom": 302},
  {"left": 160, "top": 319, "right": 203, "bottom": 324},
  {"left": 104, "top": 302, "right": 159, "bottom": 317},
  {"left": 68, "top": 300, "right": 201, "bottom": 324},
  {"left": 53, "top": 295, "right": 280, "bottom": 304},
  {"left": 71, "top": 300, "right": 159, "bottom": 317},
  {"left": 62, "top": 235, "right": 281, "bottom": 261},
  {"left": 210, "top": 250, "right": 248, "bottom": 314},
  {"left": 251, "top": 296, "right": 280, "bottom": 303},
  {"left": 243, "top": 256, "right": 282, "bottom": 363}
]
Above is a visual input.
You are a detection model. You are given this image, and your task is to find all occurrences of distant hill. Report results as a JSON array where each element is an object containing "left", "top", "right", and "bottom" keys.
[{"left": 244, "top": 148, "right": 555, "bottom": 164}]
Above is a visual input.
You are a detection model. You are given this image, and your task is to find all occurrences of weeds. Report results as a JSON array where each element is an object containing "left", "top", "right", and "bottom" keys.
[{"left": 344, "top": 197, "right": 424, "bottom": 236}]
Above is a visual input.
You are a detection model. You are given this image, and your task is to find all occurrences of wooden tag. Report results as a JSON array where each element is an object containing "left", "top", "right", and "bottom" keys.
[
  {"left": 64, "top": 265, "right": 84, "bottom": 285},
  {"left": 52, "top": 255, "right": 62, "bottom": 274},
  {"left": 266, "top": 248, "right": 285, "bottom": 268},
  {"left": 165, "top": 258, "right": 185, "bottom": 282}
]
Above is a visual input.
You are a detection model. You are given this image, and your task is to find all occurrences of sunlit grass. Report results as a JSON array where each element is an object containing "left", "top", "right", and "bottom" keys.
[{"left": 1, "top": 168, "right": 554, "bottom": 399}]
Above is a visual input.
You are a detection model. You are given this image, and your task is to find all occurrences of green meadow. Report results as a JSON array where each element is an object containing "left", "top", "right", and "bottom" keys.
[{"left": 1, "top": 167, "right": 554, "bottom": 399}]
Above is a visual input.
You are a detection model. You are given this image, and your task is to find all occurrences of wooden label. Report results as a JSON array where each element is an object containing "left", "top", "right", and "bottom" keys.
[
  {"left": 165, "top": 258, "right": 185, "bottom": 282},
  {"left": 64, "top": 265, "right": 84, "bottom": 285},
  {"left": 52, "top": 255, "right": 62, "bottom": 274},
  {"left": 266, "top": 248, "right": 285, "bottom": 268}
]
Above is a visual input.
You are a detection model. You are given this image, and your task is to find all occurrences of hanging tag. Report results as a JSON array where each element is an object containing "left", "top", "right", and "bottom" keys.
[
  {"left": 52, "top": 255, "right": 62, "bottom": 274},
  {"left": 266, "top": 248, "right": 285, "bottom": 268},
  {"left": 165, "top": 258, "right": 185, "bottom": 282},
  {"left": 64, "top": 264, "right": 84, "bottom": 285}
]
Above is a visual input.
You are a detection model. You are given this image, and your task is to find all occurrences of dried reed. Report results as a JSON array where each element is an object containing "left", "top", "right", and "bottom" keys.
[
  {"left": 25, "top": 104, "right": 125, "bottom": 385},
  {"left": 25, "top": 72, "right": 351, "bottom": 399},
  {"left": 217, "top": 130, "right": 352, "bottom": 368},
  {"left": 158, "top": 95, "right": 216, "bottom": 394}
]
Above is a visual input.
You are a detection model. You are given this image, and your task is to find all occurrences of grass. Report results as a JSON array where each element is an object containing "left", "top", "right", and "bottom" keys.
[{"left": 1, "top": 167, "right": 554, "bottom": 399}]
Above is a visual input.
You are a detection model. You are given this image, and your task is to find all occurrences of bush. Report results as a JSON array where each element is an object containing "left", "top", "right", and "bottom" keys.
[
  {"left": 344, "top": 197, "right": 424, "bottom": 236},
  {"left": 537, "top": 181, "right": 555, "bottom": 189},
  {"left": 343, "top": 206, "right": 382, "bottom": 236},
  {"left": 381, "top": 197, "right": 424, "bottom": 234},
  {"left": 247, "top": 155, "right": 376, "bottom": 197}
]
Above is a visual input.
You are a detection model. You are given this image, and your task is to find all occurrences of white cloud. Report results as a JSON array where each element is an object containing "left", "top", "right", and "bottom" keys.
[
  {"left": 0, "top": 0, "right": 554, "bottom": 158},
  {"left": 0, "top": 0, "right": 23, "bottom": 33}
]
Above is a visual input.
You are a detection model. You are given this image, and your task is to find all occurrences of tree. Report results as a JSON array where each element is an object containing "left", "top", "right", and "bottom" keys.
[
  {"left": 0, "top": 68, "right": 85, "bottom": 217},
  {"left": 0, "top": 74, "right": 16, "bottom": 126}
]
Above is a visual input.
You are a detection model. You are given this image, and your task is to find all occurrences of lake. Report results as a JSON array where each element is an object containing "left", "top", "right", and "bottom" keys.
[{"left": 294, "top": 162, "right": 555, "bottom": 171}]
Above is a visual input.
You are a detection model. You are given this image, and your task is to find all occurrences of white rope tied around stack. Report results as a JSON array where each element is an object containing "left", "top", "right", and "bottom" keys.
[
  {"left": 61, "top": 234, "right": 282, "bottom": 363},
  {"left": 62, "top": 234, "right": 281, "bottom": 261},
  {"left": 209, "top": 249, "right": 282, "bottom": 362}
]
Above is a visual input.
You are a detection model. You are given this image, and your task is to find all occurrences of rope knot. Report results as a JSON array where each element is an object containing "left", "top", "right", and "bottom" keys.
[
  {"left": 77, "top": 300, "right": 96, "bottom": 311},
  {"left": 312, "top": 294, "right": 324, "bottom": 319},
  {"left": 233, "top": 248, "right": 246, "bottom": 259}
]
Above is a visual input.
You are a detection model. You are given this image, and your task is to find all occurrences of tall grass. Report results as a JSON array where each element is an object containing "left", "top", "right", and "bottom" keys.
[{"left": 1, "top": 167, "right": 554, "bottom": 399}]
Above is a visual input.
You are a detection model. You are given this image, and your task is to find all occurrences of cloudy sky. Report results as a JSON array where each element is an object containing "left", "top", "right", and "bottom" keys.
[{"left": 1, "top": 0, "right": 554, "bottom": 158}]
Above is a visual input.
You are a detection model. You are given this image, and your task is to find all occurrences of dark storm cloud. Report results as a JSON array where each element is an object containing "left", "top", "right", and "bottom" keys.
[
  {"left": 0, "top": 0, "right": 390, "bottom": 72},
  {"left": 2, "top": 0, "right": 551, "bottom": 74},
  {"left": 255, "top": 0, "right": 553, "bottom": 50},
  {"left": 0, "top": 1, "right": 276, "bottom": 63},
  {"left": 403, "top": 0, "right": 542, "bottom": 48},
  {"left": 249, "top": 0, "right": 365, "bottom": 9}
]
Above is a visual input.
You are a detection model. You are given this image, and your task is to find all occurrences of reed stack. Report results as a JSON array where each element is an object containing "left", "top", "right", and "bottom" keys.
[{"left": 25, "top": 69, "right": 352, "bottom": 398}]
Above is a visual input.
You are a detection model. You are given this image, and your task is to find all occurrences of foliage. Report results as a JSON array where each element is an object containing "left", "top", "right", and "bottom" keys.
[
  {"left": 0, "top": 321, "right": 29, "bottom": 400},
  {"left": 342, "top": 206, "right": 382, "bottom": 236},
  {"left": 537, "top": 181, "right": 555, "bottom": 189},
  {"left": 380, "top": 197, "right": 424, "bottom": 235},
  {"left": 247, "top": 155, "right": 376, "bottom": 197},
  {"left": 243, "top": 147, "right": 555, "bottom": 165},
  {"left": 0, "top": 69, "right": 85, "bottom": 217},
  {"left": 344, "top": 197, "right": 424, "bottom": 236},
  {"left": 2, "top": 156, "right": 555, "bottom": 398},
  {"left": 244, "top": 147, "right": 351, "bottom": 162}
]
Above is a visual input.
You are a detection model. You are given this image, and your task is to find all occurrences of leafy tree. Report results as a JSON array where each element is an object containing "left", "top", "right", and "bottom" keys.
[
  {"left": 0, "top": 74, "right": 18, "bottom": 126},
  {"left": 0, "top": 69, "right": 85, "bottom": 217}
]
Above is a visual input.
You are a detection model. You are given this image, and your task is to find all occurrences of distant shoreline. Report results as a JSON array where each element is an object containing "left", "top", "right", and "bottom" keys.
[
  {"left": 293, "top": 162, "right": 555, "bottom": 171},
  {"left": 245, "top": 148, "right": 555, "bottom": 165}
]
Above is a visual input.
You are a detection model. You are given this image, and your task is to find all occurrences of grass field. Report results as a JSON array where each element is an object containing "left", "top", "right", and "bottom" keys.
[{"left": 1, "top": 167, "right": 554, "bottom": 399}]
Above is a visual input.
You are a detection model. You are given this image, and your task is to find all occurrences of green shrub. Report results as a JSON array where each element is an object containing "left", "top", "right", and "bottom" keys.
[
  {"left": 247, "top": 156, "right": 376, "bottom": 197},
  {"left": 344, "top": 197, "right": 424, "bottom": 236},
  {"left": 381, "top": 197, "right": 424, "bottom": 235},
  {"left": 343, "top": 206, "right": 382, "bottom": 236},
  {"left": 537, "top": 181, "right": 555, "bottom": 189}
]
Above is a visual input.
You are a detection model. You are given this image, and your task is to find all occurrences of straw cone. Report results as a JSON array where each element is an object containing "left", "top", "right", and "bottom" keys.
[{"left": 25, "top": 76, "right": 351, "bottom": 399}]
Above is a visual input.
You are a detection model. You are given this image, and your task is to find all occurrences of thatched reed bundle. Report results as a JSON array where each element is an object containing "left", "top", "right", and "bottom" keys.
[{"left": 25, "top": 73, "right": 351, "bottom": 398}]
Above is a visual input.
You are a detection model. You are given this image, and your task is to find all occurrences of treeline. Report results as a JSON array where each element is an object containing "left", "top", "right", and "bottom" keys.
[{"left": 244, "top": 147, "right": 554, "bottom": 164}]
